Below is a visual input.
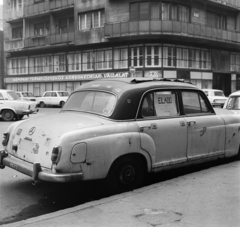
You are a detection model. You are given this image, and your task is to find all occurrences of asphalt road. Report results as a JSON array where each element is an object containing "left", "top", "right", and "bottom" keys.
[{"left": 0, "top": 108, "right": 239, "bottom": 225}]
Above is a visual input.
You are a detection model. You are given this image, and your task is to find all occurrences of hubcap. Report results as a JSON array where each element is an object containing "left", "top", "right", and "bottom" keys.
[
  {"left": 4, "top": 112, "right": 12, "bottom": 120},
  {"left": 119, "top": 165, "right": 135, "bottom": 185}
]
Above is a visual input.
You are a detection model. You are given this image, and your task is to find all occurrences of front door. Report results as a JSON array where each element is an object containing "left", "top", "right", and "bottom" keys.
[
  {"left": 182, "top": 91, "right": 225, "bottom": 160},
  {"left": 137, "top": 90, "right": 188, "bottom": 168}
]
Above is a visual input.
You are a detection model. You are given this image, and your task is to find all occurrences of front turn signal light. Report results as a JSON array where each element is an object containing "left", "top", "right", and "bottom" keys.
[{"left": 2, "top": 132, "right": 10, "bottom": 146}]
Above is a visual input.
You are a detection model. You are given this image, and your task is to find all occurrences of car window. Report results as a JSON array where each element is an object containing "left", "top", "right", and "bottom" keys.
[
  {"left": 62, "top": 91, "right": 117, "bottom": 117},
  {"left": 225, "top": 96, "right": 240, "bottom": 110},
  {"left": 51, "top": 92, "right": 57, "bottom": 97},
  {"left": 7, "top": 92, "right": 21, "bottom": 100},
  {"left": 58, "top": 92, "right": 69, "bottom": 97},
  {"left": 214, "top": 91, "right": 224, "bottom": 97},
  {"left": 23, "top": 92, "right": 34, "bottom": 97},
  {"left": 16, "top": 93, "right": 21, "bottom": 97},
  {"left": 44, "top": 92, "right": 51, "bottom": 97},
  {"left": 140, "top": 91, "right": 179, "bottom": 118},
  {"left": 182, "top": 91, "right": 210, "bottom": 114},
  {"left": 0, "top": 93, "right": 4, "bottom": 100}
]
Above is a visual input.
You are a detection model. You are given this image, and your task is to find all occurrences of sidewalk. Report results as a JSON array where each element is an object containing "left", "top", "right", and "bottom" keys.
[{"left": 2, "top": 161, "right": 240, "bottom": 227}]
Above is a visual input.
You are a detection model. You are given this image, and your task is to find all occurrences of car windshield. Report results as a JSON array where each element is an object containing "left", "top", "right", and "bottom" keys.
[
  {"left": 58, "top": 92, "right": 69, "bottom": 97},
  {"left": 214, "top": 91, "right": 224, "bottom": 96},
  {"left": 7, "top": 92, "right": 21, "bottom": 100},
  {"left": 22, "top": 92, "right": 34, "bottom": 97},
  {"left": 226, "top": 97, "right": 240, "bottom": 110},
  {"left": 62, "top": 91, "right": 117, "bottom": 117}
]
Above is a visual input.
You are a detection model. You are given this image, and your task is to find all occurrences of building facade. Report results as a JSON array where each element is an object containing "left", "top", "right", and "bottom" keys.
[{"left": 3, "top": 0, "right": 240, "bottom": 96}]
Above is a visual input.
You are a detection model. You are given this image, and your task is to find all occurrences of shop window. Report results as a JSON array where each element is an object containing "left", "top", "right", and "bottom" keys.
[
  {"left": 7, "top": 58, "right": 28, "bottom": 75},
  {"left": 96, "top": 49, "right": 112, "bottom": 70},
  {"left": 129, "top": 46, "right": 143, "bottom": 67},
  {"left": 82, "top": 51, "right": 94, "bottom": 71},
  {"left": 176, "top": 47, "right": 188, "bottom": 68},
  {"left": 163, "top": 46, "right": 176, "bottom": 67},
  {"left": 78, "top": 9, "right": 105, "bottom": 30},
  {"left": 68, "top": 52, "right": 81, "bottom": 71},
  {"left": 114, "top": 47, "right": 128, "bottom": 69},
  {"left": 44, "top": 56, "right": 53, "bottom": 73},
  {"left": 145, "top": 45, "right": 162, "bottom": 67},
  {"left": 189, "top": 48, "right": 211, "bottom": 70},
  {"left": 12, "top": 27, "right": 23, "bottom": 39}
]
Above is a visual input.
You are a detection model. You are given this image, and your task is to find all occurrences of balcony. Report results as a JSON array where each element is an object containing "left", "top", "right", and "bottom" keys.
[
  {"left": 24, "top": 32, "right": 74, "bottom": 48},
  {"left": 207, "top": 0, "right": 240, "bottom": 9},
  {"left": 4, "top": 39, "right": 24, "bottom": 51},
  {"left": 105, "top": 20, "right": 240, "bottom": 46},
  {"left": 23, "top": 0, "right": 74, "bottom": 17},
  {"left": 5, "top": 9, "right": 23, "bottom": 21}
]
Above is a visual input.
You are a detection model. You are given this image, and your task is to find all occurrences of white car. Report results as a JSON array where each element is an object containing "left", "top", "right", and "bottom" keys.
[
  {"left": 202, "top": 89, "right": 228, "bottom": 108},
  {"left": 223, "top": 91, "right": 240, "bottom": 114},
  {"left": 0, "top": 89, "right": 38, "bottom": 121},
  {"left": 16, "top": 91, "right": 37, "bottom": 102},
  {"left": 37, "top": 91, "right": 69, "bottom": 108}
]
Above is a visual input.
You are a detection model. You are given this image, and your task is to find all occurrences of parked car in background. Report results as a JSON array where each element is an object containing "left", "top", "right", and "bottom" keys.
[
  {"left": 16, "top": 91, "right": 37, "bottom": 102},
  {"left": 223, "top": 91, "right": 240, "bottom": 114},
  {"left": 202, "top": 89, "right": 228, "bottom": 108},
  {"left": 1, "top": 78, "right": 240, "bottom": 193},
  {"left": 37, "top": 91, "right": 69, "bottom": 108},
  {"left": 0, "top": 89, "right": 38, "bottom": 121}
]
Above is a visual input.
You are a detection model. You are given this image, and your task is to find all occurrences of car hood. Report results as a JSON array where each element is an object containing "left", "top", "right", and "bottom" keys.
[{"left": 7, "top": 112, "right": 109, "bottom": 168}]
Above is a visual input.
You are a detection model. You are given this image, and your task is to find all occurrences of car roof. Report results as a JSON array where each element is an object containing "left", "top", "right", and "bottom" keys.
[
  {"left": 202, "top": 89, "right": 223, "bottom": 92},
  {"left": 0, "top": 89, "right": 14, "bottom": 92},
  {"left": 229, "top": 91, "right": 240, "bottom": 96},
  {"left": 76, "top": 78, "right": 198, "bottom": 95}
]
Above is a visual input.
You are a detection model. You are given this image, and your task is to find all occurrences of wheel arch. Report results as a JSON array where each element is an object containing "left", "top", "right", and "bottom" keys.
[{"left": 0, "top": 108, "right": 17, "bottom": 115}]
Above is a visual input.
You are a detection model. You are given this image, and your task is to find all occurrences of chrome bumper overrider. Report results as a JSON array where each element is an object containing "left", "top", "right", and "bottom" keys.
[{"left": 0, "top": 150, "right": 83, "bottom": 183}]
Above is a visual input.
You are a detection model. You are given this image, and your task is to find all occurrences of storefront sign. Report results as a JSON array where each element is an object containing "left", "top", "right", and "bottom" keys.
[{"left": 5, "top": 72, "right": 129, "bottom": 84}]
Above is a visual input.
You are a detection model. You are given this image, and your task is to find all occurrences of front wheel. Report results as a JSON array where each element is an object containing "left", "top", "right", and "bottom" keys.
[
  {"left": 2, "top": 110, "right": 15, "bottom": 121},
  {"left": 106, "top": 156, "right": 146, "bottom": 193}
]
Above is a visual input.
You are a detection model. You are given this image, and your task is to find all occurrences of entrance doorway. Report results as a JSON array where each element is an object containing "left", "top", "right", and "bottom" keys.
[{"left": 213, "top": 73, "right": 231, "bottom": 96}]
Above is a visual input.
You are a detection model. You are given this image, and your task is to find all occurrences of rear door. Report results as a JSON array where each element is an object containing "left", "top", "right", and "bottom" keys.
[
  {"left": 137, "top": 90, "right": 188, "bottom": 169},
  {"left": 182, "top": 91, "right": 226, "bottom": 160}
]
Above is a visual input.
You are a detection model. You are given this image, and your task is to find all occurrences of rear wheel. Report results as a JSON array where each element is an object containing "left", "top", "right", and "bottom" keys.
[
  {"left": 2, "top": 110, "right": 15, "bottom": 121},
  {"left": 60, "top": 101, "right": 65, "bottom": 108},
  {"left": 39, "top": 102, "right": 45, "bottom": 108},
  {"left": 106, "top": 156, "right": 146, "bottom": 193},
  {"left": 17, "top": 114, "right": 24, "bottom": 120}
]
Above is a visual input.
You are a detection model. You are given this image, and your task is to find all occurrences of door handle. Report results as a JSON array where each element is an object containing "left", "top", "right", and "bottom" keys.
[
  {"left": 140, "top": 123, "right": 157, "bottom": 132},
  {"left": 187, "top": 121, "right": 196, "bottom": 126}
]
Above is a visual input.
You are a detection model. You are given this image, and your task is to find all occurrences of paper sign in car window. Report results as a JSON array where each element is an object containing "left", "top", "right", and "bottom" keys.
[{"left": 154, "top": 94, "right": 177, "bottom": 116}]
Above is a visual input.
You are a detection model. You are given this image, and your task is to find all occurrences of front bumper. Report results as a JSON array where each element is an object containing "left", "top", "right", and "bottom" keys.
[
  {"left": 0, "top": 150, "right": 83, "bottom": 183},
  {"left": 21, "top": 109, "right": 39, "bottom": 115}
]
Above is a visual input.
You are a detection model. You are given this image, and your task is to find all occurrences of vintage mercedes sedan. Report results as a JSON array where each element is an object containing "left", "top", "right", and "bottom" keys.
[{"left": 1, "top": 78, "right": 240, "bottom": 192}]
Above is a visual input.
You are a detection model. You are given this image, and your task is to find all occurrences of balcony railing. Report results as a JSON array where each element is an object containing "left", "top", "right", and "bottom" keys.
[
  {"left": 105, "top": 20, "right": 240, "bottom": 45},
  {"left": 207, "top": 0, "right": 240, "bottom": 8},
  {"left": 4, "top": 39, "right": 24, "bottom": 51},
  {"left": 5, "top": 9, "right": 23, "bottom": 21},
  {"left": 24, "top": 32, "right": 74, "bottom": 48},
  {"left": 23, "top": 0, "right": 74, "bottom": 17}
]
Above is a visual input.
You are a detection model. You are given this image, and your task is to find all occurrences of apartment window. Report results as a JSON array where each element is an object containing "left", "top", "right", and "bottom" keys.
[
  {"left": 54, "top": 54, "right": 66, "bottom": 72},
  {"left": 231, "top": 53, "right": 240, "bottom": 72},
  {"left": 12, "top": 27, "right": 23, "bottom": 39},
  {"left": 79, "top": 9, "right": 105, "bottom": 30},
  {"left": 11, "top": 0, "right": 22, "bottom": 9},
  {"left": 58, "top": 17, "right": 74, "bottom": 34},
  {"left": 96, "top": 49, "right": 112, "bottom": 70},
  {"left": 145, "top": 45, "right": 162, "bottom": 67},
  {"left": 34, "top": 0, "right": 44, "bottom": 3},
  {"left": 178, "top": 5, "right": 189, "bottom": 22},
  {"left": 19, "top": 58, "right": 27, "bottom": 74},
  {"left": 162, "top": 3, "right": 170, "bottom": 20},
  {"left": 207, "top": 12, "right": 226, "bottom": 30},
  {"left": 129, "top": 46, "right": 143, "bottom": 67},
  {"left": 44, "top": 55, "right": 53, "bottom": 73},
  {"left": 163, "top": 46, "right": 176, "bottom": 67},
  {"left": 34, "top": 22, "right": 49, "bottom": 36},
  {"left": 7, "top": 57, "right": 28, "bottom": 75},
  {"left": 68, "top": 52, "right": 81, "bottom": 71},
  {"left": 189, "top": 48, "right": 211, "bottom": 70},
  {"left": 176, "top": 47, "right": 188, "bottom": 68},
  {"left": 114, "top": 47, "right": 128, "bottom": 69},
  {"left": 82, "top": 51, "right": 94, "bottom": 71}
]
